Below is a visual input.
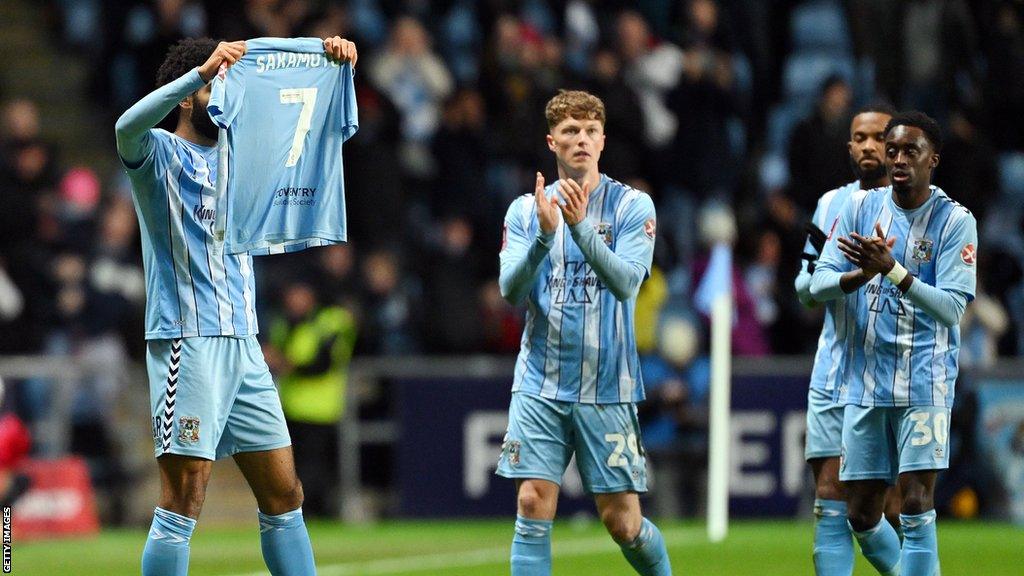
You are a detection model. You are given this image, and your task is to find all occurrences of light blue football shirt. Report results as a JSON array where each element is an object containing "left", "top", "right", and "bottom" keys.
[
  {"left": 796, "top": 180, "right": 860, "bottom": 393},
  {"left": 121, "top": 127, "right": 258, "bottom": 339},
  {"left": 815, "top": 186, "right": 977, "bottom": 407},
  {"left": 208, "top": 37, "right": 358, "bottom": 255},
  {"left": 502, "top": 176, "right": 656, "bottom": 404}
]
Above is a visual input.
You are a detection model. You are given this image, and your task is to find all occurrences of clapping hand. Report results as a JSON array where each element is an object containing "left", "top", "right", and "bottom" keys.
[
  {"left": 837, "top": 222, "right": 897, "bottom": 276},
  {"left": 534, "top": 172, "right": 561, "bottom": 235},
  {"left": 557, "top": 178, "right": 590, "bottom": 226}
]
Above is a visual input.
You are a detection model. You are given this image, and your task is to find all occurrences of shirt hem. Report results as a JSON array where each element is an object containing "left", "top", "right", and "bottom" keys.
[
  {"left": 227, "top": 232, "right": 348, "bottom": 255},
  {"left": 144, "top": 329, "right": 259, "bottom": 340}
]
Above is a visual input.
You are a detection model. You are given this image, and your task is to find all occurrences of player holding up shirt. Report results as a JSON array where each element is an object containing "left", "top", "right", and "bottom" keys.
[
  {"left": 115, "top": 36, "right": 355, "bottom": 576},
  {"left": 496, "top": 90, "right": 670, "bottom": 576},
  {"left": 811, "top": 111, "right": 977, "bottom": 576}
]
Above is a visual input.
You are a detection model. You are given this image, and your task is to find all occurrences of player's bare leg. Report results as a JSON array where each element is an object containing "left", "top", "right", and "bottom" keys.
[
  {"left": 512, "top": 479, "right": 559, "bottom": 576},
  {"left": 595, "top": 492, "right": 671, "bottom": 575},
  {"left": 846, "top": 479, "right": 901, "bottom": 575},
  {"left": 810, "top": 457, "right": 853, "bottom": 575},
  {"left": 157, "top": 454, "right": 214, "bottom": 518},
  {"left": 234, "top": 446, "right": 304, "bottom": 514},
  {"left": 898, "top": 471, "right": 940, "bottom": 576},
  {"left": 884, "top": 484, "right": 902, "bottom": 534},
  {"left": 234, "top": 447, "right": 316, "bottom": 575},
  {"left": 142, "top": 455, "right": 212, "bottom": 575}
]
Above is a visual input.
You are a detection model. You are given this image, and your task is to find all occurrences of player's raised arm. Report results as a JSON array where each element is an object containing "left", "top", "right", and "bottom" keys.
[
  {"left": 499, "top": 172, "right": 559, "bottom": 304},
  {"left": 561, "top": 179, "right": 653, "bottom": 302},
  {"left": 115, "top": 40, "right": 245, "bottom": 167}
]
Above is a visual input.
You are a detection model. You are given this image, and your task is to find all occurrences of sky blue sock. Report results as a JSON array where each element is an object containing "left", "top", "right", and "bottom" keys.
[
  {"left": 813, "top": 499, "right": 854, "bottom": 576},
  {"left": 901, "top": 510, "right": 938, "bottom": 576},
  {"left": 619, "top": 517, "right": 672, "bottom": 576},
  {"left": 511, "top": 515, "right": 553, "bottom": 576},
  {"left": 142, "top": 507, "right": 196, "bottom": 576},
  {"left": 852, "top": 516, "right": 901, "bottom": 576},
  {"left": 258, "top": 507, "right": 316, "bottom": 576}
]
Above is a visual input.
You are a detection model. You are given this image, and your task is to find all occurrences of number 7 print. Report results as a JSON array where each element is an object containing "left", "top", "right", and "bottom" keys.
[{"left": 279, "top": 87, "right": 318, "bottom": 167}]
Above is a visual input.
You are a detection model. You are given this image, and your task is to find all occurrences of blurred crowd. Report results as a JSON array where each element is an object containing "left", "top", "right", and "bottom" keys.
[{"left": 1, "top": 0, "right": 1024, "bottom": 517}]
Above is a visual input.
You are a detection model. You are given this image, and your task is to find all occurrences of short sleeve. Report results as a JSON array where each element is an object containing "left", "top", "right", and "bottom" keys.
[
  {"left": 338, "top": 63, "right": 359, "bottom": 141},
  {"left": 935, "top": 209, "right": 977, "bottom": 301},
  {"left": 615, "top": 192, "right": 657, "bottom": 278},
  {"left": 208, "top": 59, "right": 248, "bottom": 129}
]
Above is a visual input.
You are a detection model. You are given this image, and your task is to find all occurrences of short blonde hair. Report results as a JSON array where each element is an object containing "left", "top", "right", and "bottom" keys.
[{"left": 544, "top": 90, "right": 606, "bottom": 130}]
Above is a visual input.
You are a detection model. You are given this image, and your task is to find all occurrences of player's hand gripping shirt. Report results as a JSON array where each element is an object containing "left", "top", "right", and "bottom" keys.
[
  {"left": 115, "top": 69, "right": 258, "bottom": 340},
  {"left": 814, "top": 186, "right": 977, "bottom": 408},
  {"left": 500, "top": 176, "right": 656, "bottom": 404},
  {"left": 208, "top": 37, "right": 358, "bottom": 255},
  {"left": 795, "top": 180, "right": 860, "bottom": 394}
]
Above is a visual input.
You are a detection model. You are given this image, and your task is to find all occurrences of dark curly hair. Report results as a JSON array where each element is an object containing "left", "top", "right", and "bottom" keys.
[
  {"left": 156, "top": 37, "right": 218, "bottom": 87},
  {"left": 884, "top": 110, "right": 944, "bottom": 153}
]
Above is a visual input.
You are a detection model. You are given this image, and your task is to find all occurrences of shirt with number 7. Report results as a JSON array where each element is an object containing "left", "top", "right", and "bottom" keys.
[{"left": 208, "top": 37, "right": 358, "bottom": 255}]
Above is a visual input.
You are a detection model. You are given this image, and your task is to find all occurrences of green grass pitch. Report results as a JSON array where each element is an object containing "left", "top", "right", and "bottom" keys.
[{"left": 15, "top": 519, "right": 1023, "bottom": 574}]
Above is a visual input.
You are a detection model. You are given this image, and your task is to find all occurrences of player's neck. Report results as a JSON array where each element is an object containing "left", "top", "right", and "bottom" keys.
[
  {"left": 556, "top": 167, "right": 601, "bottom": 192},
  {"left": 861, "top": 176, "right": 888, "bottom": 191},
  {"left": 892, "top": 184, "right": 931, "bottom": 210},
  {"left": 174, "top": 120, "right": 216, "bottom": 147}
]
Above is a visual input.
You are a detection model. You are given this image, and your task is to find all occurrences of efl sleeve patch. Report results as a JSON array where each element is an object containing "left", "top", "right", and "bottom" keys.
[{"left": 960, "top": 243, "right": 976, "bottom": 265}]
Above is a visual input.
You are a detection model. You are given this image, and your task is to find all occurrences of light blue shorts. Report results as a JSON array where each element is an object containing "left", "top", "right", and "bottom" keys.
[
  {"left": 495, "top": 392, "right": 648, "bottom": 494},
  {"left": 840, "top": 404, "right": 951, "bottom": 484},
  {"left": 147, "top": 336, "right": 291, "bottom": 460},
  {"left": 805, "top": 387, "right": 844, "bottom": 460}
]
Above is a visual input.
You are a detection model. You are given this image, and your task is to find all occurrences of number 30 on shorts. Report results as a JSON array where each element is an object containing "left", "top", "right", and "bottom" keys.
[
  {"left": 605, "top": 433, "right": 641, "bottom": 468},
  {"left": 909, "top": 412, "right": 949, "bottom": 447}
]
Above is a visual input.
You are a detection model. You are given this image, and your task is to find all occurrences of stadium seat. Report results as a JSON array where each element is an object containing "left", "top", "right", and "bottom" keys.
[
  {"left": 765, "top": 102, "right": 808, "bottom": 154},
  {"left": 791, "top": 0, "right": 852, "bottom": 55},
  {"left": 781, "top": 52, "right": 856, "bottom": 107},
  {"left": 999, "top": 152, "right": 1024, "bottom": 201}
]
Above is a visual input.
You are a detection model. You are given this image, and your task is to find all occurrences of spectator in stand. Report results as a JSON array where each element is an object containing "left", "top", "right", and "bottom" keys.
[
  {"left": 585, "top": 50, "right": 646, "bottom": 181},
  {"left": 419, "top": 215, "right": 485, "bottom": 354},
  {"left": 787, "top": 75, "right": 853, "bottom": 215},
  {"left": 979, "top": 1, "right": 1024, "bottom": 150},
  {"left": 960, "top": 256, "right": 1010, "bottom": 369},
  {"left": 666, "top": 0, "right": 741, "bottom": 198},
  {"left": 342, "top": 84, "right": 405, "bottom": 249},
  {"left": 356, "top": 248, "right": 420, "bottom": 355},
  {"left": 744, "top": 230, "right": 781, "bottom": 346},
  {"left": 478, "top": 279, "right": 524, "bottom": 354},
  {"left": 313, "top": 244, "right": 360, "bottom": 308},
  {"left": 932, "top": 108, "right": 999, "bottom": 224},
  {"left": 431, "top": 89, "right": 490, "bottom": 223},
  {"left": 481, "top": 15, "right": 561, "bottom": 173},
  {"left": 369, "top": 16, "right": 454, "bottom": 177},
  {"left": 617, "top": 11, "right": 685, "bottom": 159},
  {"left": 265, "top": 280, "right": 357, "bottom": 518}
]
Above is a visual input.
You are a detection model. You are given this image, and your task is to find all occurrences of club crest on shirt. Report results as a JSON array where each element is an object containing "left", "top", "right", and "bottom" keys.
[
  {"left": 912, "top": 239, "right": 934, "bottom": 262},
  {"left": 178, "top": 416, "right": 200, "bottom": 445},
  {"left": 961, "top": 243, "right": 976, "bottom": 265},
  {"left": 593, "top": 222, "right": 613, "bottom": 246}
]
